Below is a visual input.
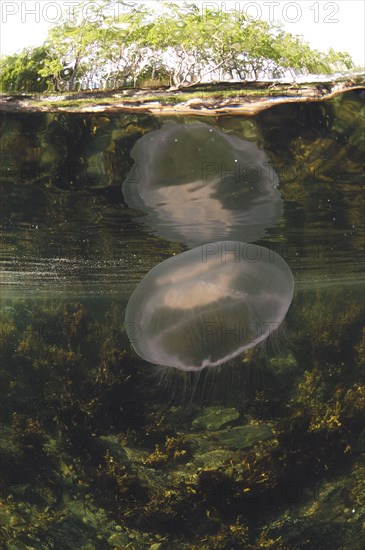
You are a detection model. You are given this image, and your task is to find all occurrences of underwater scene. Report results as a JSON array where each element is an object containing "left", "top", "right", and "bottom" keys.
[{"left": 0, "top": 89, "right": 364, "bottom": 549}]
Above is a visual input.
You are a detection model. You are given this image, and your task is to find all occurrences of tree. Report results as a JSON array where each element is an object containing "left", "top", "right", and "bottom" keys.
[
  {"left": 0, "top": 46, "right": 50, "bottom": 93},
  {"left": 39, "top": 20, "right": 103, "bottom": 91},
  {"left": 325, "top": 48, "right": 354, "bottom": 72},
  {"left": 144, "top": 5, "right": 246, "bottom": 89},
  {"left": 95, "top": 5, "right": 153, "bottom": 88},
  {"left": 2, "top": 1, "right": 354, "bottom": 93}
]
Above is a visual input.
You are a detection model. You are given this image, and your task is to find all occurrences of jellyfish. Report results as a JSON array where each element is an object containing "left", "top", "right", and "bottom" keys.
[
  {"left": 122, "top": 121, "right": 283, "bottom": 246},
  {"left": 125, "top": 241, "right": 294, "bottom": 371}
]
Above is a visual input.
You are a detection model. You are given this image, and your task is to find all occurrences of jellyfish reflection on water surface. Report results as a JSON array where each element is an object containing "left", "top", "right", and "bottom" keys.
[
  {"left": 122, "top": 122, "right": 283, "bottom": 246},
  {"left": 125, "top": 241, "right": 294, "bottom": 371}
]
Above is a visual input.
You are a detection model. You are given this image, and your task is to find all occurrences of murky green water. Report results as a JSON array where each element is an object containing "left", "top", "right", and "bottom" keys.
[{"left": 1, "top": 90, "right": 364, "bottom": 549}]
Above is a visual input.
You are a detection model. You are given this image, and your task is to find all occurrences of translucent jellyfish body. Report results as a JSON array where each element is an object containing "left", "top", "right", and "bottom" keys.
[
  {"left": 125, "top": 241, "right": 294, "bottom": 371},
  {"left": 122, "top": 122, "right": 282, "bottom": 246}
]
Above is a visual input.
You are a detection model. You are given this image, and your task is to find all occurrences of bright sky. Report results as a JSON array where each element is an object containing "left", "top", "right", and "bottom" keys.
[{"left": 0, "top": 0, "right": 364, "bottom": 66}]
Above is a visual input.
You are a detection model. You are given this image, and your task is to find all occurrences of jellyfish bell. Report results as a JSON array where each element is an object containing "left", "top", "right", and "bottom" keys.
[
  {"left": 125, "top": 241, "right": 294, "bottom": 371},
  {"left": 122, "top": 121, "right": 283, "bottom": 246}
]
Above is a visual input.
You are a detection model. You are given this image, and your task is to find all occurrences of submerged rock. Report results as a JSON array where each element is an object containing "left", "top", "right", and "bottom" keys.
[
  {"left": 217, "top": 424, "right": 274, "bottom": 450},
  {"left": 192, "top": 406, "right": 240, "bottom": 431}
]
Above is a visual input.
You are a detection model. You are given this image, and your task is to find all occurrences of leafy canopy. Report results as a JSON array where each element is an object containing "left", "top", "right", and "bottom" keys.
[{"left": 0, "top": 0, "right": 354, "bottom": 92}]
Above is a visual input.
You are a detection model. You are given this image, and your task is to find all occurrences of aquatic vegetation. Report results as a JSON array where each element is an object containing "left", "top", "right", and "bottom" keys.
[
  {"left": 122, "top": 121, "right": 282, "bottom": 245},
  {"left": 287, "top": 287, "right": 362, "bottom": 357},
  {"left": 349, "top": 461, "right": 365, "bottom": 508},
  {"left": 142, "top": 436, "right": 189, "bottom": 467},
  {"left": 295, "top": 370, "right": 343, "bottom": 432},
  {"left": 141, "top": 484, "right": 199, "bottom": 534},
  {"left": 94, "top": 448, "right": 148, "bottom": 507},
  {"left": 298, "top": 90, "right": 365, "bottom": 184},
  {"left": 125, "top": 241, "right": 294, "bottom": 371},
  {"left": 1, "top": 296, "right": 365, "bottom": 548},
  {"left": 199, "top": 518, "right": 250, "bottom": 550},
  {"left": 355, "top": 326, "right": 365, "bottom": 367},
  {"left": 343, "top": 385, "right": 365, "bottom": 417}
]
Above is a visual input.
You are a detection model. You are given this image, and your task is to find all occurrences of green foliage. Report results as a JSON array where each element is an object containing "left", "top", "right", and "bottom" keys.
[
  {"left": 38, "top": 5, "right": 106, "bottom": 91},
  {"left": 0, "top": 46, "right": 50, "bottom": 93},
  {"left": 0, "top": 0, "right": 355, "bottom": 93}
]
